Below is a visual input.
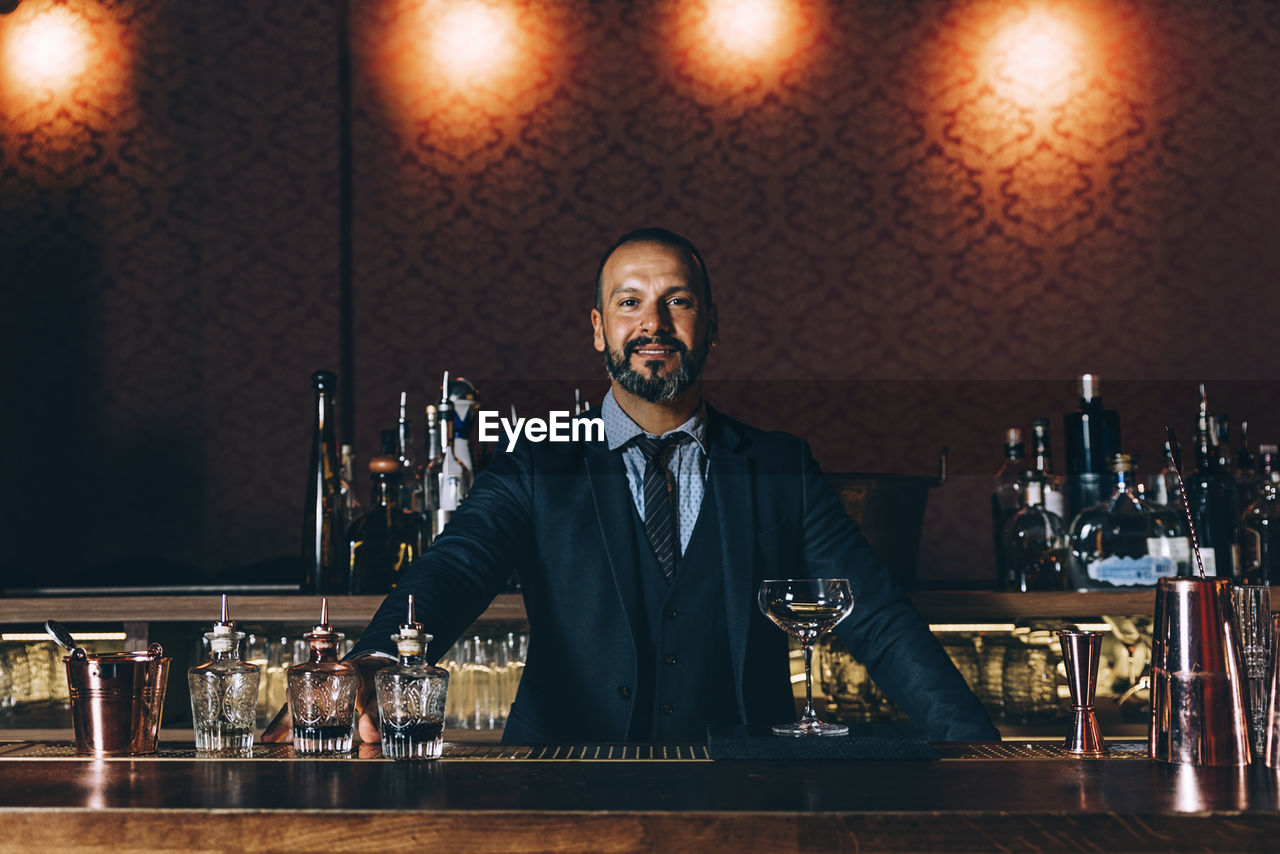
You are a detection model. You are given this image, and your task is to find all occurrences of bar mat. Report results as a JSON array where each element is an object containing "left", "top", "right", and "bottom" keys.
[
  {"left": 707, "top": 724, "right": 935, "bottom": 760},
  {"left": 935, "top": 740, "right": 1150, "bottom": 760},
  {"left": 0, "top": 741, "right": 711, "bottom": 761}
]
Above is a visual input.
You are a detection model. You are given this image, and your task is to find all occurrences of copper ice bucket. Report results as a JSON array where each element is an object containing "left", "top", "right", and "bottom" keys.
[
  {"left": 1149, "top": 577, "right": 1251, "bottom": 766},
  {"left": 64, "top": 643, "right": 170, "bottom": 756}
]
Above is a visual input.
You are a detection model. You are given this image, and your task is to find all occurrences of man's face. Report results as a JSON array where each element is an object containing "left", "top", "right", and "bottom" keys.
[{"left": 591, "top": 241, "right": 717, "bottom": 403}]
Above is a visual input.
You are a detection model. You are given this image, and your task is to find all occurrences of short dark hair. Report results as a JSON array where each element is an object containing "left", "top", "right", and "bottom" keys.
[{"left": 594, "top": 227, "right": 712, "bottom": 311}]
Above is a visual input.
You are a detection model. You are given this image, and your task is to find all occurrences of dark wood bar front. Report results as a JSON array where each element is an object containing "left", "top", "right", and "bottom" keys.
[{"left": 1, "top": 742, "right": 1279, "bottom": 852}]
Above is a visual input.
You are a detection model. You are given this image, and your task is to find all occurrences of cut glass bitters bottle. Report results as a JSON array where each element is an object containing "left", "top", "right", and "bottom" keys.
[
  {"left": 287, "top": 598, "right": 359, "bottom": 755},
  {"left": 375, "top": 594, "right": 450, "bottom": 760},
  {"left": 189, "top": 595, "right": 260, "bottom": 756},
  {"left": 1067, "top": 454, "right": 1191, "bottom": 589}
]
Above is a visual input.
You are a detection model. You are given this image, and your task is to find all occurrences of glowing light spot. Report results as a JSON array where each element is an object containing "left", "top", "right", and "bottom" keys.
[
  {"left": 4, "top": 7, "right": 91, "bottom": 93},
  {"left": 430, "top": 3, "right": 516, "bottom": 88},
  {"left": 705, "top": 0, "right": 787, "bottom": 61},
  {"left": 990, "top": 10, "right": 1084, "bottom": 108}
]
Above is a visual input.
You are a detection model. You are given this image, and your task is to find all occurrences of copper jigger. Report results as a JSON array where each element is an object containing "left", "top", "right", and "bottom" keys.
[
  {"left": 1058, "top": 630, "right": 1107, "bottom": 756},
  {"left": 1149, "top": 577, "right": 1251, "bottom": 766}
]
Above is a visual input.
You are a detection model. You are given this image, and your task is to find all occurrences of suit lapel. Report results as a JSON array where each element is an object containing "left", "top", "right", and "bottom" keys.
[
  {"left": 585, "top": 447, "right": 643, "bottom": 655},
  {"left": 706, "top": 408, "right": 755, "bottom": 724}
]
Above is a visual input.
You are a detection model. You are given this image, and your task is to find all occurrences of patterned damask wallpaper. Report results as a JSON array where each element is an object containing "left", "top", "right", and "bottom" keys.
[{"left": 2, "top": 0, "right": 1278, "bottom": 587}]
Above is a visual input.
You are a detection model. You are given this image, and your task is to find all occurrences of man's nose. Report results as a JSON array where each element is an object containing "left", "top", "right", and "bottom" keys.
[{"left": 639, "top": 302, "right": 671, "bottom": 334}]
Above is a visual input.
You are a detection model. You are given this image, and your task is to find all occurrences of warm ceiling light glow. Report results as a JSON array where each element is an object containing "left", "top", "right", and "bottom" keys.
[
  {"left": 3, "top": 6, "right": 90, "bottom": 93},
  {"left": 989, "top": 10, "right": 1084, "bottom": 108},
  {"left": 430, "top": 2, "right": 516, "bottom": 88},
  {"left": 705, "top": 0, "right": 786, "bottom": 60}
]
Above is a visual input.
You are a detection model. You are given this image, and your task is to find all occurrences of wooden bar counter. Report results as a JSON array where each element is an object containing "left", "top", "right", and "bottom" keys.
[{"left": 1, "top": 741, "right": 1279, "bottom": 852}]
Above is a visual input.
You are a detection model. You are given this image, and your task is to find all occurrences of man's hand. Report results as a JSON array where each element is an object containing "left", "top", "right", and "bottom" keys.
[{"left": 259, "top": 657, "right": 389, "bottom": 743}]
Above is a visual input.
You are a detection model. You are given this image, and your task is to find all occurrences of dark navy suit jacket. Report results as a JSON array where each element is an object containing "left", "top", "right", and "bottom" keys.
[{"left": 352, "top": 405, "right": 999, "bottom": 743}]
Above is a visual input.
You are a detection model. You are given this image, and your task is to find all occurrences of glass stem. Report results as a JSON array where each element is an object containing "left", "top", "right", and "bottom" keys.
[{"left": 803, "top": 642, "right": 815, "bottom": 720}]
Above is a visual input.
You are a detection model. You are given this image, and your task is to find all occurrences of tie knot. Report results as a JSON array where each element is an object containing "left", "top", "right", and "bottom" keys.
[{"left": 632, "top": 434, "right": 680, "bottom": 462}]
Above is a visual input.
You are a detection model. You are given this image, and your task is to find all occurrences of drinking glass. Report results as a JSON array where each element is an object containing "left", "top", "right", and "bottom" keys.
[
  {"left": 1229, "top": 583, "right": 1271, "bottom": 756},
  {"left": 758, "top": 578, "right": 855, "bottom": 736}
]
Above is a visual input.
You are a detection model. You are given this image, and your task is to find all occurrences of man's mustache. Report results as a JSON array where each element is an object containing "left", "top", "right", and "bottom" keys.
[{"left": 624, "top": 335, "right": 688, "bottom": 358}]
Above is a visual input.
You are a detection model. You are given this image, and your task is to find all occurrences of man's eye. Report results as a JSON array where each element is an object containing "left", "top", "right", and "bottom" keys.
[
  {"left": 619, "top": 298, "right": 638, "bottom": 307},
  {"left": 668, "top": 298, "right": 691, "bottom": 307}
]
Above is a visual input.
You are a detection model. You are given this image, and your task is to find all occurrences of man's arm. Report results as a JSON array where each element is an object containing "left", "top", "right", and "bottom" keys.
[{"left": 797, "top": 440, "right": 1000, "bottom": 742}]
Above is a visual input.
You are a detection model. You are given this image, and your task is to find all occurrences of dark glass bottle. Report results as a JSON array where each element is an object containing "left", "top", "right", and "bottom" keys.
[
  {"left": 1063, "top": 373, "right": 1122, "bottom": 522},
  {"left": 991, "top": 427, "right": 1025, "bottom": 587},
  {"left": 346, "top": 456, "right": 429, "bottom": 594},
  {"left": 1002, "top": 474, "right": 1069, "bottom": 592},
  {"left": 1236, "top": 420, "right": 1261, "bottom": 510},
  {"left": 302, "top": 370, "right": 344, "bottom": 594},
  {"left": 1242, "top": 446, "right": 1280, "bottom": 585},
  {"left": 1185, "top": 385, "right": 1240, "bottom": 578}
]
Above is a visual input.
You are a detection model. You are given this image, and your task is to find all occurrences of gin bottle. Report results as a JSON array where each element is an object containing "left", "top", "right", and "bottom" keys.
[
  {"left": 991, "top": 427, "right": 1025, "bottom": 587},
  {"left": 287, "top": 598, "right": 359, "bottom": 755},
  {"left": 1062, "top": 373, "right": 1122, "bottom": 521},
  {"left": 375, "top": 594, "right": 449, "bottom": 760},
  {"left": 1068, "top": 454, "right": 1191, "bottom": 588},
  {"left": 1002, "top": 475, "right": 1069, "bottom": 592},
  {"left": 189, "top": 595, "right": 260, "bottom": 756},
  {"left": 1242, "top": 445, "right": 1280, "bottom": 586}
]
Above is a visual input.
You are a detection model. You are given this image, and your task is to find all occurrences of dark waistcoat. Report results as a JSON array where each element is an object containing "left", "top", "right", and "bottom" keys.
[{"left": 626, "top": 481, "right": 740, "bottom": 742}]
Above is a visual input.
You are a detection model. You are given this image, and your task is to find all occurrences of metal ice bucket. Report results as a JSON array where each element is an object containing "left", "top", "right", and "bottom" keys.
[
  {"left": 1149, "top": 577, "right": 1250, "bottom": 766},
  {"left": 825, "top": 448, "right": 947, "bottom": 591},
  {"left": 64, "top": 643, "right": 170, "bottom": 756}
]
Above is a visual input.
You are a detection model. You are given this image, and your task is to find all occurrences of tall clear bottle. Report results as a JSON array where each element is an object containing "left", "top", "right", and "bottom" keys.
[
  {"left": 434, "top": 372, "right": 471, "bottom": 536},
  {"left": 1068, "top": 454, "right": 1191, "bottom": 588},
  {"left": 1242, "top": 445, "right": 1280, "bottom": 586},
  {"left": 189, "top": 595, "right": 260, "bottom": 757},
  {"left": 346, "top": 456, "right": 429, "bottom": 594},
  {"left": 1062, "top": 373, "right": 1122, "bottom": 521},
  {"left": 1002, "top": 475, "right": 1070, "bottom": 592},
  {"left": 287, "top": 599, "right": 359, "bottom": 755},
  {"left": 1029, "top": 418, "right": 1067, "bottom": 520},
  {"left": 420, "top": 404, "right": 442, "bottom": 542},
  {"left": 396, "top": 391, "right": 425, "bottom": 515},
  {"left": 991, "top": 428, "right": 1025, "bottom": 587},
  {"left": 1185, "top": 385, "right": 1241, "bottom": 578},
  {"left": 302, "top": 370, "right": 344, "bottom": 593},
  {"left": 375, "top": 594, "right": 450, "bottom": 760},
  {"left": 1236, "top": 420, "right": 1261, "bottom": 510}
]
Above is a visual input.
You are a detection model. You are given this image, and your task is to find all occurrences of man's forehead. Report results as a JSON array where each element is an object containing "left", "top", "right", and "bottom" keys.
[{"left": 602, "top": 241, "right": 701, "bottom": 289}]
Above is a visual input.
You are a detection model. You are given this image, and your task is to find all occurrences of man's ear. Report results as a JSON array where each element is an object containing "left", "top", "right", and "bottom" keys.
[{"left": 591, "top": 308, "right": 605, "bottom": 353}]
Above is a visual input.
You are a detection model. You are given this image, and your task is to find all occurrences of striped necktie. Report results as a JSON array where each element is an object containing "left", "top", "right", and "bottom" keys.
[{"left": 632, "top": 434, "right": 679, "bottom": 580}]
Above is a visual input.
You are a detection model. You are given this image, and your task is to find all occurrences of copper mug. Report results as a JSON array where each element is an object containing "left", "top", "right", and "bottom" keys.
[
  {"left": 1149, "top": 577, "right": 1251, "bottom": 766},
  {"left": 64, "top": 643, "right": 170, "bottom": 756}
]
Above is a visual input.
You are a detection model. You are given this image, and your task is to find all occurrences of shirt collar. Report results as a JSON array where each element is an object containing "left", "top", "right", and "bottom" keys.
[{"left": 601, "top": 388, "right": 707, "bottom": 453}]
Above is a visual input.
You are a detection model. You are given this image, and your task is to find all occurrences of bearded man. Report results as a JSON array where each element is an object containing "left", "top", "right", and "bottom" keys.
[{"left": 265, "top": 227, "right": 998, "bottom": 745}]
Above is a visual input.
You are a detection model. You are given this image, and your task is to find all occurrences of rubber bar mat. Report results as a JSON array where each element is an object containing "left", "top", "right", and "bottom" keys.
[
  {"left": 0, "top": 741, "right": 1149, "bottom": 761},
  {"left": 935, "top": 740, "right": 1149, "bottom": 760},
  {"left": 0, "top": 741, "right": 711, "bottom": 761}
]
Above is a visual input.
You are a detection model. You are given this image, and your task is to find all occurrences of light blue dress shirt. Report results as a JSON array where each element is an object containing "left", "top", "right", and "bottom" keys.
[{"left": 600, "top": 389, "right": 709, "bottom": 557}]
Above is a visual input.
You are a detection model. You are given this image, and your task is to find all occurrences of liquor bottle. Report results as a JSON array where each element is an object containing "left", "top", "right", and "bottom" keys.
[
  {"left": 1028, "top": 418, "right": 1067, "bottom": 520},
  {"left": 1067, "top": 454, "right": 1191, "bottom": 588},
  {"left": 419, "top": 404, "right": 441, "bottom": 539},
  {"left": 1242, "top": 445, "right": 1280, "bottom": 585},
  {"left": 1211, "top": 413, "right": 1234, "bottom": 475},
  {"left": 1062, "top": 373, "right": 1122, "bottom": 521},
  {"left": 434, "top": 372, "right": 471, "bottom": 535},
  {"left": 991, "top": 428, "right": 1025, "bottom": 587},
  {"left": 396, "top": 391, "right": 424, "bottom": 514},
  {"left": 1185, "top": 385, "right": 1241, "bottom": 578},
  {"left": 1236, "top": 420, "right": 1261, "bottom": 510},
  {"left": 374, "top": 594, "right": 449, "bottom": 760},
  {"left": 286, "top": 598, "right": 359, "bottom": 755},
  {"left": 1001, "top": 475, "right": 1069, "bottom": 592},
  {"left": 346, "top": 456, "right": 429, "bottom": 594},
  {"left": 1148, "top": 437, "right": 1183, "bottom": 508},
  {"left": 448, "top": 375, "right": 480, "bottom": 476},
  {"left": 188, "top": 595, "right": 260, "bottom": 757},
  {"left": 302, "top": 370, "right": 344, "bottom": 594},
  {"left": 339, "top": 444, "right": 362, "bottom": 529}
]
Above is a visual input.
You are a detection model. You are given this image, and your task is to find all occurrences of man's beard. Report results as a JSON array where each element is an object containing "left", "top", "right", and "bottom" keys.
[{"left": 604, "top": 332, "right": 708, "bottom": 403}]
